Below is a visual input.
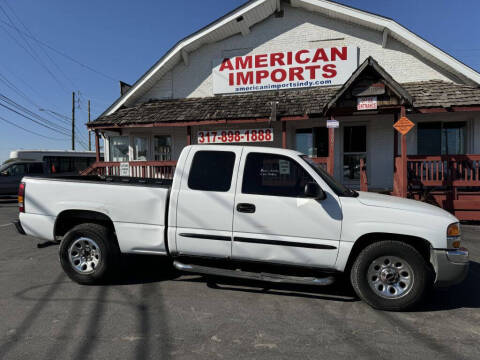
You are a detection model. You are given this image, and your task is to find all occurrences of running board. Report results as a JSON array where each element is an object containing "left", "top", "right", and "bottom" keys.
[{"left": 173, "top": 261, "right": 335, "bottom": 286}]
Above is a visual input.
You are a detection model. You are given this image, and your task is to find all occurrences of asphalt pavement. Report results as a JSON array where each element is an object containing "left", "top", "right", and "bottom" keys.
[{"left": 0, "top": 197, "right": 479, "bottom": 359}]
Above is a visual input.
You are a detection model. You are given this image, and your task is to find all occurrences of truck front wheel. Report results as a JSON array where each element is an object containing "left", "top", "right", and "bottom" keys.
[
  {"left": 59, "top": 223, "right": 119, "bottom": 285},
  {"left": 350, "top": 241, "right": 432, "bottom": 311}
]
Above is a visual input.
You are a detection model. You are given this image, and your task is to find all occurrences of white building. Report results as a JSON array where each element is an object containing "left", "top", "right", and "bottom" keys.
[{"left": 87, "top": 0, "right": 480, "bottom": 219}]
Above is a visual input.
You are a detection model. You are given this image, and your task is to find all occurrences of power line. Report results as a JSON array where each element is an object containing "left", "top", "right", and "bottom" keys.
[
  {"left": 0, "top": 71, "right": 39, "bottom": 108},
  {"left": 0, "top": 74, "right": 91, "bottom": 141},
  {"left": 0, "top": 4, "right": 70, "bottom": 92},
  {"left": 0, "top": 115, "right": 65, "bottom": 140},
  {"left": 0, "top": 18, "right": 118, "bottom": 83},
  {"left": 3, "top": 0, "right": 77, "bottom": 90},
  {"left": 0, "top": 100, "right": 70, "bottom": 136},
  {"left": 0, "top": 93, "right": 70, "bottom": 133},
  {"left": 5, "top": 1, "right": 77, "bottom": 87}
]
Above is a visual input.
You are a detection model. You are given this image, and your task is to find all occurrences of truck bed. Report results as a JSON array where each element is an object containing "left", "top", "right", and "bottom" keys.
[{"left": 20, "top": 175, "right": 171, "bottom": 255}]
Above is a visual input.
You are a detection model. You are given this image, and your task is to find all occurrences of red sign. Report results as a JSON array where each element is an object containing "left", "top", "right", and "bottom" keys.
[
  {"left": 393, "top": 116, "right": 415, "bottom": 135},
  {"left": 198, "top": 128, "right": 273, "bottom": 144},
  {"left": 357, "top": 96, "right": 378, "bottom": 110},
  {"left": 213, "top": 47, "right": 358, "bottom": 94}
]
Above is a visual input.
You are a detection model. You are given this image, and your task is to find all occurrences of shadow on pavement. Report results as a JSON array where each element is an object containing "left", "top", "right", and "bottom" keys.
[
  {"left": 109, "top": 254, "right": 357, "bottom": 302},
  {"left": 110, "top": 255, "right": 181, "bottom": 285},
  {"left": 176, "top": 273, "right": 358, "bottom": 303},
  {"left": 110, "top": 257, "right": 480, "bottom": 309},
  {"left": 415, "top": 260, "right": 480, "bottom": 312}
]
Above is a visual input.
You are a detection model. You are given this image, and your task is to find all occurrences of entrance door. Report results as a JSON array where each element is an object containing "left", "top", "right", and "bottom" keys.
[
  {"left": 343, "top": 125, "right": 366, "bottom": 187},
  {"left": 175, "top": 146, "right": 243, "bottom": 258},
  {"left": 232, "top": 150, "right": 341, "bottom": 268}
]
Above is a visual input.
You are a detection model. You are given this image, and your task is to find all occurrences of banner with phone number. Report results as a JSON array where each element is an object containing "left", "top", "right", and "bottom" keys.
[{"left": 197, "top": 128, "right": 274, "bottom": 144}]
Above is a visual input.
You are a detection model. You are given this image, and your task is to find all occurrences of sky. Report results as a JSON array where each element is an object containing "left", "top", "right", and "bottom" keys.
[{"left": 0, "top": 0, "right": 479, "bottom": 163}]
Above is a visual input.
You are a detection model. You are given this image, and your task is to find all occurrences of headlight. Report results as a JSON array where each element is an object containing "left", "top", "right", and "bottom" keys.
[{"left": 447, "top": 223, "right": 461, "bottom": 249}]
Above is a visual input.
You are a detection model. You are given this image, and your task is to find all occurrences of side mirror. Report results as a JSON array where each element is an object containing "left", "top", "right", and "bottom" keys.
[
  {"left": 304, "top": 182, "right": 326, "bottom": 200},
  {"left": 0, "top": 171, "right": 8, "bottom": 176}
]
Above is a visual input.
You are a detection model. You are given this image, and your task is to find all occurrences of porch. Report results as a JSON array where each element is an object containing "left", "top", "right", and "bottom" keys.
[
  {"left": 84, "top": 57, "right": 480, "bottom": 220},
  {"left": 401, "top": 155, "right": 480, "bottom": 220}
]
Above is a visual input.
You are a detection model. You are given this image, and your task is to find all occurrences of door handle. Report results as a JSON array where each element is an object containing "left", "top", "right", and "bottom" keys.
[{"left": 236, "top": 203, "right": 256, "bottom": 213}]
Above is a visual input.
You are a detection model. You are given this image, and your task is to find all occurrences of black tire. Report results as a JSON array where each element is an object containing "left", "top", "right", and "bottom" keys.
[
  {"left": 59, "top": 223, "right": 119, "bottom": 285},
  {"left": 350, "top": 241, "right": 433, "bottom": 311}
]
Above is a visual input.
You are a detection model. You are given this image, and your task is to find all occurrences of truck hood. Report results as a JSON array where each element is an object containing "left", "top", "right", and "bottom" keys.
[{"left": 355, "top": 191, "right": 457, "bottom": 220}]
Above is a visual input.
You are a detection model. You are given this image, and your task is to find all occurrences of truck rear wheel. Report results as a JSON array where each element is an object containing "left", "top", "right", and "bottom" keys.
[
  {"left": 59, "top": 223, "right": 119, "bottom": 285},
  {"left": 350, "top": 241, "right": 432, "bottom": 311}
]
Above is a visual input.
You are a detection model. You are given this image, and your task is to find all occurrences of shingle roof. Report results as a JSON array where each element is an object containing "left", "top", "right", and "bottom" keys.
[
  {"left": 89, "top": 80, "right": 480, "bottom": 127},
  {"left": 90, "top": 86, "right": 340, "bottom": 126},
  {"left": 403, "top": 80, "right": 480, "bottom": 108}
]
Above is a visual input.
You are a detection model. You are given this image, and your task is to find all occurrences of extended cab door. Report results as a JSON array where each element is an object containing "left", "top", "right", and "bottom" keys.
[
  {"left": 175, "top": 146, "right": 243, "bottom": 258},
  {"left": 232, "top": 150, "right": 342, "bottom": 268}
]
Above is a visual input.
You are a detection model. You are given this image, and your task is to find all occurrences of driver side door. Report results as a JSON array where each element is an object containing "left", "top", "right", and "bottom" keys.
[{"left": 232, "top": 151, "right": 342, "bottom": 268}]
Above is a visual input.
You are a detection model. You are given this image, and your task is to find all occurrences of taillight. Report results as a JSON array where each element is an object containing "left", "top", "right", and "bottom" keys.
[{"left": 18, "top": 182, "right": 25, "bottom": 213}]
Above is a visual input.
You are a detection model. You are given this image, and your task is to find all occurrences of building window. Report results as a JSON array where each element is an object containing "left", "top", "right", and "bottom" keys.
[
  {"left": 109, "top": 136, "right": 129, "bottom": 162},
  {"left": 343, "top": 126, "right": 366, "bottom": 181},
  {"left": 153, "top": 135, "right": 172, "bottom": 161},
  {"left": 417, "top": 122, "right": 466, "bottom": 155},
  {"left": 295, "top": 127, "right": 328, "bottom": 157},
  {"left": 188, "top": 151, "right": 235, "bottom": 192},
  {"left": 242, "top": 152, "right": 314, "bottom": 197},
  {"left": 132, "top": 136, "right": 148, "bottom": 161}
]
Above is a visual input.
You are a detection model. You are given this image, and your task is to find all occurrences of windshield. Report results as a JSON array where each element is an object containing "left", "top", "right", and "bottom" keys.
[
  {"left": 300, "top": 155, "right": 358, "bottom": 197},
  {"left": 0, "top": 163, "right": 9, "bottom": 172}
]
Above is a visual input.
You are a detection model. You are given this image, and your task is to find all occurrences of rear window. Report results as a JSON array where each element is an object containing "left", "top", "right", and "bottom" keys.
[{"left": 188, "top": 151, "right": 235, "bottom": 192}]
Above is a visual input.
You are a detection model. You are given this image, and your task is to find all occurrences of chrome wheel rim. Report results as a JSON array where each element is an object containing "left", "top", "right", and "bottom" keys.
[
  {"left": 68, "top": 237, "right": 101, "bottom": 274},
  {"left": 367, "top": 255, "right": 414, "bottom": 299}
]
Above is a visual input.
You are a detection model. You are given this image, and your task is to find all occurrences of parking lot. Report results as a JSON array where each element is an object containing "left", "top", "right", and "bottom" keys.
[{"left": 0, "top": 198, "right": 479, "bottom": 360}]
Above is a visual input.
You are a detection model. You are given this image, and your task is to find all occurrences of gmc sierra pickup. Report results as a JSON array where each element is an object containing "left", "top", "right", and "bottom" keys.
[{"left": 16, "top": 145, "right": 469, "bottom": 311}]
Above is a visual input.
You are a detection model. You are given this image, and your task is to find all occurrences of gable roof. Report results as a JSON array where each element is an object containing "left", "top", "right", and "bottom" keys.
[
  {"left": 324, "top": 56, "right": 413, "bottom": 113},
  {"left": 102, "top": 0, "right": 480, "bottom": 117}
]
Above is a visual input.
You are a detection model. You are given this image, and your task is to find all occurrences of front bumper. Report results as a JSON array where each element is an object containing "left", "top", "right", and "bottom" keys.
[{"left": 431, "top": 247, "right": 469, "bottom": 287}]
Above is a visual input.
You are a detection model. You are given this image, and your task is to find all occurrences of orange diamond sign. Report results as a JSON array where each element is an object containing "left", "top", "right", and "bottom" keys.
[{"left": 393, "top": 116, "right": 415, "bottom": 135}]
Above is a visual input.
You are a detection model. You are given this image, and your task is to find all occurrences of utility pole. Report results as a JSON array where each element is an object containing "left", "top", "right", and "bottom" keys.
[
  {"left": 71, "top": 91, "right": 75, "bottom": 150},
  {"left": 88, "top": 100, "right": 91, "bottom": 151}
]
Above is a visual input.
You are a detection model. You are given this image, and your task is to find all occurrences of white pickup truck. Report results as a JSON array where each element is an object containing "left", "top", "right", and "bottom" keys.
[{"left": 16, "top": 145, "right": 468, "bottom": 311}]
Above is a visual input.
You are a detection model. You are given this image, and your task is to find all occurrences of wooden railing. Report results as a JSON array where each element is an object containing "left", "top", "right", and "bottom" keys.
[
  {"left": 310, "top": 157, "right": 329, "bottom": 171},
  {"left": 406, "top": 155, "right": 480, "bottom": 187},
  {"left": 81, "top": 161, "right": 177, "bottom": 179},
  {"left": 394, "top": 155, "right": 480, "bottom": 221}
]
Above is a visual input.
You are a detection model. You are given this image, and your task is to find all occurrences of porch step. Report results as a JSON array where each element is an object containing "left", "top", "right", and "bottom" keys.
[{"left": 173, "top": 261, "right": 336, "bottom": 286}]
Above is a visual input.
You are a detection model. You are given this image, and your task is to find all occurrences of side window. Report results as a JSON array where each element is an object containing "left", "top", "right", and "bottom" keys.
[
  {"left": 188, "top": 151, "right": 235, "bottom": 192},
  {"left": 242, "top": 153, "right": 314, "bottom": 197},
  {"left": 7, "top": 164, "right": 26, "bottom": 177},
  {"left": 27, "top": 163, "right": 44, "bottom": 174}
]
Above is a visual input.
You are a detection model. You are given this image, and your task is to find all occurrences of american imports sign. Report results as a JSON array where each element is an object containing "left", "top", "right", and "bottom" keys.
[{"left": 212, "top": 46, "right": 358, "bottom": 94}]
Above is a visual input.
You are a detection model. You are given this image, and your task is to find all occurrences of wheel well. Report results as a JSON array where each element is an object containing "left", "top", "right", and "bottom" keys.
[
  {"left": 344, "top": 233, "right": 433, "bottom": 275},
  {"left": 54, "top": 210, "right": 115, "bottom": 239}
]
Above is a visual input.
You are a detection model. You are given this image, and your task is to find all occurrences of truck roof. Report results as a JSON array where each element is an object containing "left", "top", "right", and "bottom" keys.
[{"left": 185, "top": 144, "right": 304, "bottom": 157}]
